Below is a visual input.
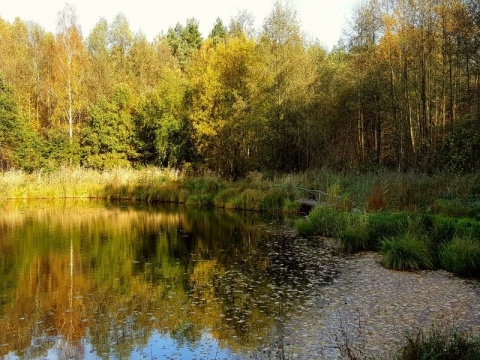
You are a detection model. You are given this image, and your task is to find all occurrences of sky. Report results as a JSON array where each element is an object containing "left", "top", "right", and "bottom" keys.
[{"left": 0, "top": 0, "right": 358, "bottom": 49}]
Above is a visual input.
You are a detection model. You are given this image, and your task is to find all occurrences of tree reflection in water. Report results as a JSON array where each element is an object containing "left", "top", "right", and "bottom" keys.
[{"left": 0, "top": 200, "right": 338, "bottom": 358}]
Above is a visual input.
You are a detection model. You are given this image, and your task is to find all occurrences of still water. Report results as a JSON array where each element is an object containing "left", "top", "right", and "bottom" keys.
[{"left": 0, "top": 200, "right": 338, "bottom": 359}]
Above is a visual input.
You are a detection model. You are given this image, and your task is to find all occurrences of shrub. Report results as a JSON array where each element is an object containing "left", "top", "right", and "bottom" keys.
[
  {"left": 296, "top": 217, "right": 315, "bottom": 237},
  {"left": 455, "top": 218, "right": 480, "bottom": 239},
  {"left": 380, "top": 235, "right": 434, "bottom": 271},
  {"left": 434, "top": 199, "right": 477, "bottom": 219},
  {"left": 439, "top": 237, "right": 480, "bottom": 277},
  {"left": 399, "top": 327, "right": 480, "bottom": 360},
  {"left": 366, "top": 182, "right": 389, "bottom": 211}
]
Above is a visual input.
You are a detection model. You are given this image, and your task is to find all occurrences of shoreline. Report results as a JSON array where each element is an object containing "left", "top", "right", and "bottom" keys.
[{"left": 278, "top": 251, "right": 480, "bottom": 359}]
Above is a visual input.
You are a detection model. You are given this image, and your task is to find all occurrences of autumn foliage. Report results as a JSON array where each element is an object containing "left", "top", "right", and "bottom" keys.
[{"left": 1, "top": 0, "right": 480, "bottom": 177}]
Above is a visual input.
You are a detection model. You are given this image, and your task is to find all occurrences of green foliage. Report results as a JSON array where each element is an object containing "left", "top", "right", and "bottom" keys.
[
  {"left": 135, "top": 68, "right": 192, "bottom": 167},
  {"left": 380, "top": 235, "right": 434, "bottom": 271},
  {"left": 208, "top": 17, "right": 227, "bottom": 45},
  {"left": 185, "top": 193, "right": 215, "bottom": 207},
  {"left": 182, "top": 176, "right": 225, "bottom": 208},
  {"left": 429, "top": 215, "right": 480, "bottom": 247},
  {"left": 339, "top": 212, "right": 370, "bottom": 252},
  {"left": 81, "top": 86, "right": 137, "bottom": 169},
  {"left": 428, "top": 216, "right": 458, "bottom": 246},
  {"left": 282, "top": 198, "right": 300, "bottom": 213},
  {"left": 184, "top": 176, "right": 225, "bottom": 195},
  {"left": 260, "top": 188, "right": 289, "bottom": 212},
  {"left": 234, "top": 189, "right": 265, "bottom": 211},
  {"left": 434, "top": 199, "right": 480, "bottom": 220},
  {"left": 213, "top": 187, "right": 241, "bottom": 208},
  {"left": 366, "top": 212, "right": 414, "bottom": 243},
  {"left": 166, "top": 19, "right": 202, "bottom": 68},
  {"left": 0, "top": 77, "right": 45, "bottom": 171},
  {"left": 439, "top": 237, "right": 480, "bottom": 277},
  {"left": 438, "top": 118, "right": 480, "bottom": 173},
  {"left": 399, "top": 328, "right": 480, "bottom": 360},
  {"left": 295, "top": 206, "right": 346, "bottom": 238}
]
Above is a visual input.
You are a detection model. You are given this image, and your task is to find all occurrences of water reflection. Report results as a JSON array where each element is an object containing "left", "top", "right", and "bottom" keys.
[{"left": 0, "top": 200, "right": 338, "bottom": 359}]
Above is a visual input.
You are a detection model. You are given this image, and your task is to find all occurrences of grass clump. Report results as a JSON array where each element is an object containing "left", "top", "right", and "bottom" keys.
[
  {"left": 398, "top": 328, "right": 480, "bottom": 360},
  {"left": 380, "top": 234, "right": 434, "bottom": 271},
  {"left": 260, "top": 188, "right": 290, "bottom": 212},
  {"left": 439, "top": 237, "right": 480, "bottom": 277},
  {"left": 213, "top": 187, "right": 240, "bottom": 208},
  {"left": 339, "top": 211, "right": 370, "bottom": 252},
  {"left": 434, "top": 199, "right": 480, "bottom": 220},
  {"left": 295, "top": 205, "right": 347, "bottom": 238},
  {"left": 183, "top": 176, "right": 225, "bottom": 208},
  {"left": 282, "top": 198, "right": 301, "bottom": 213}
]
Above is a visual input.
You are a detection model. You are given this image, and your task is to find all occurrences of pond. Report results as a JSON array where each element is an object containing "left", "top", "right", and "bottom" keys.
[{"left": 0, "top": 200, "right": 339, "bottom": 359}]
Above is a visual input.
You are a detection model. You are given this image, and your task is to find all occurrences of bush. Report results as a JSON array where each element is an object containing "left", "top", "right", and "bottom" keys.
[
  {"left": 455, "top": 218, "right": 480, "bottom": 239},
  {"left": 439, "top": 237, "right": 480, "bottom": 277},
  {"left": 380, "top": 235, "right": 434, "bottom": 271},
  {"left": 184, "top": 176, "right": 225, "bottom": 195},
  {"left": 399, "top": 327, "right": 480, "bottom": 360}
]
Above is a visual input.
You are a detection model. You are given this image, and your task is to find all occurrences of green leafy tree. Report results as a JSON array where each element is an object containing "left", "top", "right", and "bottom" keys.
[
  {"left": 0, "top": 77, "right": 20, "bottom": 169},
  {"left": 256, "top": 1, "right": 315, "bottom": 171},
  {"left": 80, "top": 85, "right": 137, "bottom": 169},
  {"left": 108, "top": 13, "right": 133, "bottom": 77},
  {"left": 208, "top": 17, "right": 227, "bottom": 45},
  {"left": 166, "top": 18, "right": 202, "bottom": 68},
  {"left": 86, "top": 18, "right": 113, "bottom": 101},
  {"left": 0, "top": 77, "right": 44, "bottom": 170},
  {"left": 135, "top": 67, "right": 192, "bottom": 167}
]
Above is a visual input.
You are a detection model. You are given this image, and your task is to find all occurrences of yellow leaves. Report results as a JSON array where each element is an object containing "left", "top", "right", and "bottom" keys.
[{"left": 187, "top": 37, "right": 257, "bottom": 158}]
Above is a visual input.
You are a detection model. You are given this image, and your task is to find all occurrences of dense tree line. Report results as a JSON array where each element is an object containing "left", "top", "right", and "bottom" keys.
[{"left": 0, "top": 0, "right": 479, "bottom": 177}]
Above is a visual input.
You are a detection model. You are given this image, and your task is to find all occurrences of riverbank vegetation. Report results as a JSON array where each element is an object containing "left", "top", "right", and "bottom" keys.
[
  {"left": 341, "top": 325, "right": 480, "bottom": 359},
  {"left": 2, "top": 166, "right": 480, "bottom": 277},
  {"left": 296, "top": 204, "right": 480, "bottom": 277},
  {"left": 398, "top": 327, "right": 480, "bottom": 360}
]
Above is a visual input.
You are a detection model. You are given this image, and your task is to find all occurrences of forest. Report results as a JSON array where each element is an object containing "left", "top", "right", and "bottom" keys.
[{"left": 1, "top": 0, "right": 480, "bottom": 178}]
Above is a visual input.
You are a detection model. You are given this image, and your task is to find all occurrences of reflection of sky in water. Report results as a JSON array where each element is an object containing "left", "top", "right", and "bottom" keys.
[
  {"left": 129, "top": 331, "right": 239, "bottom": 360},
  {"left": 4, "top": 331, "right": 239, "bottom": 360}
]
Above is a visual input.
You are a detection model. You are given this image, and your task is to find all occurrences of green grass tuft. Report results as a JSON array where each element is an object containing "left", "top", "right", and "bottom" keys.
[
  {"left": 295, "top": 205, "right": 347, "bottom": 238},
  {"left": 380, "top": 235, "right": 434, "bottom": 271},
  {"left": 399, "top": 327, "right": 480, "bottom": 360},
  {"left": 339, "top": 212, "right": 370, "bottom": 252},
  {"left": 439, "top": 237, "right": 480, "bottom": 277}
]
